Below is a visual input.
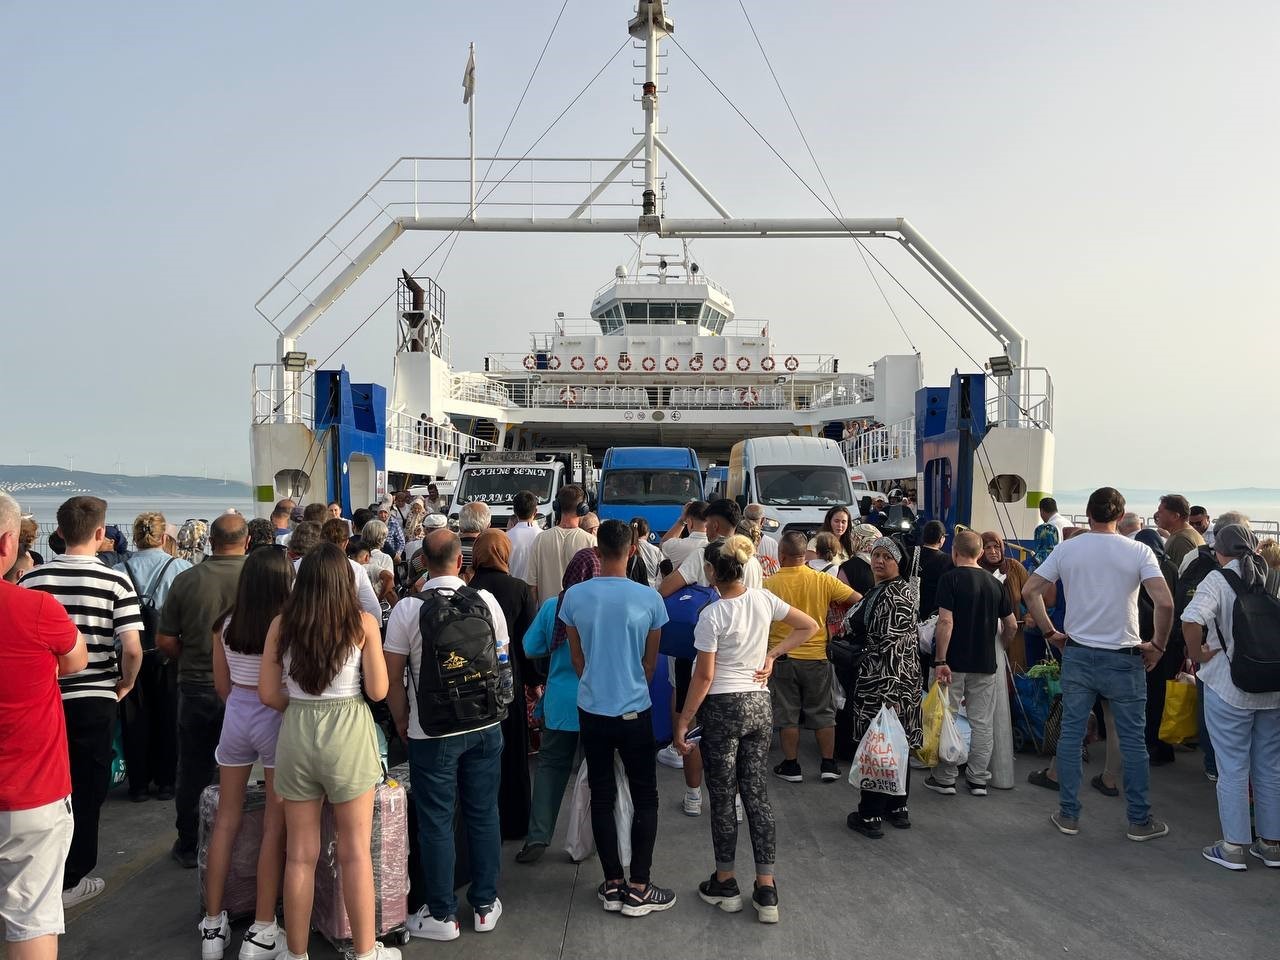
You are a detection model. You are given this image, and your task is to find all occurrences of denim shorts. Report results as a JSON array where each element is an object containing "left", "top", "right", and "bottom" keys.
[{"left": 215, "top": 686, "right": 284, "bottom": 768}]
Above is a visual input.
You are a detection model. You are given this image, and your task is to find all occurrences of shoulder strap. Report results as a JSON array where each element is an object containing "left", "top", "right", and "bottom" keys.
[
  {"left": 1218, "top": 567, "right": 1249, "bottom": 597},
  {"left": 122, "top": 561, "right": 146, "bottom": 601},
  {"left": 145, "top": 557, "right": 178, "bottom": 601}
]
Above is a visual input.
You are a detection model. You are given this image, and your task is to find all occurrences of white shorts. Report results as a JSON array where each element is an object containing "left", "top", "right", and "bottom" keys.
[{"left": 0, "top": 796, "right": 74, "bottom": 942}]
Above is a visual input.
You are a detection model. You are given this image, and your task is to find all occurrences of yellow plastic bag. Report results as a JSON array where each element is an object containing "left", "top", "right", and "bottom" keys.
[
  {"left": 1159, "top": 675, "right": 1198, "bottom": 745},
  {"left": 915, "top": 683, "right": 946, "bottom": 767}
]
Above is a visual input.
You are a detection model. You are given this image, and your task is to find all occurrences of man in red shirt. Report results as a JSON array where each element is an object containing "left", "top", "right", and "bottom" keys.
[{"left": 0, "top": 491, "right": 86, "bottom": 958}]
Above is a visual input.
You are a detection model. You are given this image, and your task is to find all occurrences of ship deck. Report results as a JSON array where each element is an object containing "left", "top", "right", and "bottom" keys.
[{"left": 41, "top": 745, "right": 1275, "bottom": 960}]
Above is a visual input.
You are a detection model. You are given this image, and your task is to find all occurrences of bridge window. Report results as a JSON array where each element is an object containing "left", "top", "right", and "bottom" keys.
[
  {"left": 678, "top": 302, "right": 702, "bottom": 320},
  {"left": 623, "top": 302, "right": 647, "bottom": 319},
  {"left": 649, "top": 302, "right": 675, "bottom": 320},
  {"left": 987, "top": 474, "right": 1027, "bottom": 503}
]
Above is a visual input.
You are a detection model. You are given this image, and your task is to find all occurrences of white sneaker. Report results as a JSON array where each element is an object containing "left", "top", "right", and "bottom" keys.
[
  {"left": 407, "top": 905, "right": 461, "bottom": 941},
  {"left": 473, "top": 897, "right": 502, "bottom": 932},
  {"left": 62, "top": 876, "right": 106, "bottom": 910},
  {"left": 735, "top": 794, "right": 744, "bottom": 823},
  {"left": 239, "top": 919, "right": 286, "bottom": 959},
  {"left": 199, "top": 911, "right": 230, "bottom": 960},
  {"left": 657, "top": 744, "right": 684, "bottom": 769},
  {"left": 683, "top": 789, "right": 702, "bottom": 817},
  {"left": 360, "top": 944, "right": 401, "bottom": 960}
]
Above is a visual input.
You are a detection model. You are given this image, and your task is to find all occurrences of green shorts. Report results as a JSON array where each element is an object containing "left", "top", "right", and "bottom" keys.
[
  {"left": 274, "top": 696, "right": 382, "bottom": 804},
  {"left": 769, "top": 656, "right": 837, "bottom": 730}
]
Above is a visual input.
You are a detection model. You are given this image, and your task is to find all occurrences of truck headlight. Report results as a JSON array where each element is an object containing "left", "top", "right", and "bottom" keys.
[{"left": 760, "top": 517, "right": 781, "bottom": 532}]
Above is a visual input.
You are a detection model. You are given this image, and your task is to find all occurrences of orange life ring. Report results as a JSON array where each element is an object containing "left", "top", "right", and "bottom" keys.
[
  {"left": 523, "top": 355, "right": 536, "bottom": 370},
  {"left": 665, "top": 357, "right": 679, "bottom": 371},
  {"left": 618, "top": 354, "right": 633, "bottom": 371},
  {"left": 739, "top": 387, "right": 760, "bottom": 406},
  {"left": 689, "top": 354, "right": 704, "bottom": 372},
  {"left": 761, "top": 356, "right": 776, "bottom": 372},
  {"left": 594, "top": 355, "right": 608, "bottom": 371},
  {"left": 736, "top": 357, "right": 751, "bottom": 371},
  {"left": 559, "top": 386, "right": 580, "bottom": 405},
  {"left": 642, "top": 356, "right": 657, "bottom": 372},
  {"left": 712, "top": 356, "right": 727, "bottom": 372},
  {"left": 570, "top": 355, "right": 585, "bottom": 371},
  {"left": 547, "top": 356, "right": 562, "bottom": 370},
  {"left": 784, "top": 355, "right": 799, "bottom": 372}
]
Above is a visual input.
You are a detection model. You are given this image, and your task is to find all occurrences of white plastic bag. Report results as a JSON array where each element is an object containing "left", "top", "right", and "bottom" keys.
[
  {"left": 850, "top": 704, "right": 909, "bottom": 796},
  {"left": 830, "top": 664, "right": 847, "bottom": 710},
  {"left": 938, "top": 696, "right": 969, "bottom": 766},
  {"left": 917, "top": 615, "right": 938, "bottom": 654},
  {"left": 562, "top": 757, "right": 634, "bottom": 865}
]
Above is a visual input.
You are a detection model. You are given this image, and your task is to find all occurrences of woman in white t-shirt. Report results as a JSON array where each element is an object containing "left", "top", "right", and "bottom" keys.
[{"left": 673, "top": 535, "right": 818, "bottom": 924}]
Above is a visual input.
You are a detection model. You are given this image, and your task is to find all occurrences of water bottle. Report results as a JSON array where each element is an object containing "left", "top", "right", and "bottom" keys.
[{"left": 496, "top": 643, "right": 515, "bottom": 707}]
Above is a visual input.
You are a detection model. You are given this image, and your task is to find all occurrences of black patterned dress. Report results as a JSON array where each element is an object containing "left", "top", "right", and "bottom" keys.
[{"left": 849, "top": 578, "right": 923, "bottom": 751}]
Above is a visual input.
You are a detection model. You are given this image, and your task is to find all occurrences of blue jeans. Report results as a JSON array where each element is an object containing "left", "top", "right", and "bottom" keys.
[
  {"left": 1201, "top": 685, "right": 1280, "bottom": 844},
  {"left": 407, "top": 726, "right": 503, "bottom": 918},
  {"left": 1057, "top": 643, "right": 1150, "bottom": 824}
]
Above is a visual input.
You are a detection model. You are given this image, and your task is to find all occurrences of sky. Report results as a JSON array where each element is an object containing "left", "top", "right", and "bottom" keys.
[{"left": 3, "top": 1, "right": 1277, "bottom": 490}]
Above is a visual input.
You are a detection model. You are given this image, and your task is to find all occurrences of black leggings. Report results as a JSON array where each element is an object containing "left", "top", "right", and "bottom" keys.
[{"left": 858, "top": 767, "right": 911, "bottom": 819}]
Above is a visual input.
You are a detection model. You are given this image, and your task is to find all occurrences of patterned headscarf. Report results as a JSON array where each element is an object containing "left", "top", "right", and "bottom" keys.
[
  {"left": 1032, "top": 522, "right": 1059, "bottom": 568},
  {"left": 870, "top": 536, "right": 902, "bottom": 562},
  {"left": 177, "top": 520, "right": 209, "bottom": 564},
  {"left": 850, "top": 523, "right": 881, "bottom": 559},
  {"left": 551, "top": 547, "right": 602, "bottom": 651}
]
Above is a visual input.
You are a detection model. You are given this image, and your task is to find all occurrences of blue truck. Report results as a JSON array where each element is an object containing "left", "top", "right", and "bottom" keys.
[{"left": 597, "top": 446, "right": 703, "bottom": 537}]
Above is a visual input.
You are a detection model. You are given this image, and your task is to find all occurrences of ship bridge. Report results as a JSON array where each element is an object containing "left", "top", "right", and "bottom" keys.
[{"left": 590, "top": 248, "right": 734, "bottom": 336}]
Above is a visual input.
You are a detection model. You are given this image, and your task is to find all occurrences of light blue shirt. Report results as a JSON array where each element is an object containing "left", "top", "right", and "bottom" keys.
[
  {"left": 558, "top": 577, "right": 668, "bottom": 717},
  {"left": 114, "top": 548, "right": 192, "bottom": 609},
  {"left": 522, "top": 597, "right": 579, "bottom": 731}
]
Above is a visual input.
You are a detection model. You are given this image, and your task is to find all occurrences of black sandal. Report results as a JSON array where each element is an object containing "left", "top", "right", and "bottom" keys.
[
  {"left": 1090, "top": 773, "right": 1119, "bottom": 797},
  {"left": 1027, "top": 768, "right": 1059, "bottom": 790}
]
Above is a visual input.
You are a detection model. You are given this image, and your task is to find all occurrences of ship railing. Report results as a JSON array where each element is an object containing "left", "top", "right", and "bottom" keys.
[
  {"left": 252, "top": 364, "right": 314, "bottom": 427},
  {"left": 1064, "top": 515, "right": 1280, "bottom": 541},
  {"left": 592, "top": 273, "right": 732, "bottom": 299},
  {"left": 386, "top": 409, "right": 494, "bottom": 459},
  {"left": 484, "top": 349, "right": 850, "bottom": 378},
  {"left": 449, "top": 377, "right": 513, "bottom": 406},
  {"left": 255, "top": 156, "right": 644, "bottom": 336},
  {"left": 454, "top": 378, "right": 873, "bottom": 411},
  {"left": 842, "top": 416, "right": 916, "bottom": 466},
  {"left": 985, "top": 367, "right": 1054, "bottom": 430}
]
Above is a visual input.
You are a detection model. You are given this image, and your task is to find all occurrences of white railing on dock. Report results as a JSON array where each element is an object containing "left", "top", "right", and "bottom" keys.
[
  {"left": 842, "top": 416, "right": 916, "bottom": 466},
  {"left": 386, "top": 410, "right": 493, "bottom": 459}
]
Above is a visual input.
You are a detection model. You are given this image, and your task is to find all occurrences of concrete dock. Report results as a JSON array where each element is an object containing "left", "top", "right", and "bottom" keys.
[{"left": 33, "top": 746, "right": 1278, "bottom": 960}]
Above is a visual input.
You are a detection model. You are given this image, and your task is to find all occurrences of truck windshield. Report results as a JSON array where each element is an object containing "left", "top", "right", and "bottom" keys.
[
  {"left": 455, "top": 466, "right": 556, "bottom": 505},
  {"left": 754, "top": 466, "right": 851, "bottom": 507},
  {"left": 601, "top": 469, "right": 701, "bottom": 505}
]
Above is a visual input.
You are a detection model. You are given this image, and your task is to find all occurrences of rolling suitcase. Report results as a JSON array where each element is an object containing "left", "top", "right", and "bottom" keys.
[
  {"left": 197, "top": 783, "right": 267, "bottom": 920},
  {"left": 312, "top": 779, "right": 410, "bottom": 952}
]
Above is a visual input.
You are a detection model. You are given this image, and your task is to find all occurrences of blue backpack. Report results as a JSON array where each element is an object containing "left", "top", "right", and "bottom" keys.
[{"left": 660, "top": 584, "right": 719, "bottom": 660}]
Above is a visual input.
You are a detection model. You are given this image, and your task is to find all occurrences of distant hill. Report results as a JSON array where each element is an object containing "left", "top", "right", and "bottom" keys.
[{"left": 0, "top": 465, "right": 251, "bottom": 500}]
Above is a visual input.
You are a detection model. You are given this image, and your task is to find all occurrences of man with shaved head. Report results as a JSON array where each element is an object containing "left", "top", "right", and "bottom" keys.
[{"left": 156, "top": 512, "right": 248, "bottom": 868}]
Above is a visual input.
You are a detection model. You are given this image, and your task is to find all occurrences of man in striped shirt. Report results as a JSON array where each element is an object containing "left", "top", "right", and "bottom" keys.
[{"left": 21, "top": 495, "right": 143, "bottom": 908}]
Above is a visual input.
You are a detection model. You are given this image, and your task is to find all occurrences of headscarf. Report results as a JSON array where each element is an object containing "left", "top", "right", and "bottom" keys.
[
  {"left": 1032, "top": 522, "right": 1059, "bottom": 568},
  {"left": 1215, "top": 523, "right": 1267, "bottom": 589},
  {"left": 551, "top": 547, "right": 602, "bottom": 651},
  {"left": 177, "top": 520, "right": 209, "bottom": 564},
  {"left": 850, "top": 523, "right": 880, "bottom": 560},
  {"left": 870, "top": 537, "right": 902, "bottom": 562},
  {"left": 979, "top": 531, "right": 1005, "bottom": 573},
  {"left": 1134, "top": 528, "right": 1166, "bottom": 560},
  {"left": 472, "top": 529, "right": 512, "bottom": 573}
]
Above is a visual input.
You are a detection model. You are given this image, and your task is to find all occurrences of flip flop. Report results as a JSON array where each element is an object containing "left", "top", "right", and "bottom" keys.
[{"left": 1091, "top": 774, "right": 1119, "bottom": 797}]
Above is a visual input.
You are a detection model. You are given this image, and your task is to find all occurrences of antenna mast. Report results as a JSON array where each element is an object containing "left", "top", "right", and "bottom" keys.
[{"left": 629, "top": 1, "right": 673, "bottom": 229}]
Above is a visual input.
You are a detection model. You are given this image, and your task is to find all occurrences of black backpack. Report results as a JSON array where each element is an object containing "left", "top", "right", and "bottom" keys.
[
  {"left": 411, "top": 585, "right": 503, "bottom": 736},
  {"left": 123, "top": 557, "right": 177, "bottom": 652},
  {"left": 1216, "top": 569, "right": 1280, "bottom": 694}
]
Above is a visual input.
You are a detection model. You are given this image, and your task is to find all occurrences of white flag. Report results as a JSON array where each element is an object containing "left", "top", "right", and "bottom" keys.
[{"left": 462, "top": 46, "right": 476, "bottom": 104}]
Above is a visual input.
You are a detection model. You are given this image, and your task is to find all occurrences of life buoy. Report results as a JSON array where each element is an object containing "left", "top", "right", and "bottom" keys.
[
  {"left": 559, "top": 386, "right": 580, "bottom": 405},
  {"left": 547, "top": 355, "right": 562, "bottom": 370},
  {"left": 712, "top": 356, "right": 727, "bottom": 372},
  {"left": 736, "top": 357, "right": 751, "bottom": 371},
  {"left": 523, "top": 355, "right": 536, "bottom": 370},
  {"left": 739, "top": 387, "right": 760, "bottom": 406},
  {"left": 594, "top": 355, "right": 608, "bottom": 371},
  {"left": 642, "top": 356, "right": 657, "bottom": 372},
  {"left": 570, "top": 356, "right": 585, "bottom": 371},
  {"left": 618, "top": 354, "right": 633, "bottom": 371},
  {"left": 665, "top": 357, "right": 679, "bottom": 372},
  {"left": 761, "top": 356, "right": 776, "bottom": 372},
  {"left": 784, "top": 355, "right": 799, "bottom": 372},
  {"left": 689, "top": 354, "right": 704, "bottom": 372}
]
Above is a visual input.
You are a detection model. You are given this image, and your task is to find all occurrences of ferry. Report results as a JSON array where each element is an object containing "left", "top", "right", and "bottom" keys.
[{"left": 249, "top": 0, "right": 1054, "bottom": 544}]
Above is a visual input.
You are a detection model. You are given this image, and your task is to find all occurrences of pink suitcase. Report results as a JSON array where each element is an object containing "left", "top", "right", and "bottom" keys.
[
  {"left": 312, "top": 779, "right": 410, "bottom": 951},
  {"left": 197, "top": 783, "right": 267, "bottom": 920}
]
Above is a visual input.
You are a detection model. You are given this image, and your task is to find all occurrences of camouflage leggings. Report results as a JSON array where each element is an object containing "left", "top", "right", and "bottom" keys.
[{"left": 698, "top": 690, "right": 776, "bottom": 873}]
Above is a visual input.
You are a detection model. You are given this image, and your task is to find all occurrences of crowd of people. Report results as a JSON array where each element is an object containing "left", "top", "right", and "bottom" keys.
[{"left": 3, "top": 483, "right": 1280, "bottom": 960}]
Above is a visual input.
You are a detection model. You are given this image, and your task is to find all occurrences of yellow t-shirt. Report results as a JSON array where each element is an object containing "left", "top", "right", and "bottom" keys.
[{"left": 764, "top": 565, "right": 857, "bottom": 659}]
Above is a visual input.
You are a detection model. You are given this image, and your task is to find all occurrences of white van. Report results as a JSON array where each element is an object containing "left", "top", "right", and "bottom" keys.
[{"left": 727, "top": 436, "right": 855, "bottom": 538}]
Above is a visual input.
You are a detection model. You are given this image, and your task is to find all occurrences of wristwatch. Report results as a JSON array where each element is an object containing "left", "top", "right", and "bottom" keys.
[{"left": 933, "top": 660, "right": 947, "bottom": 667}]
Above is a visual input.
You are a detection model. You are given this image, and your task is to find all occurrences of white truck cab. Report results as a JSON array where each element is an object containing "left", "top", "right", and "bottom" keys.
[{"left": 728, "top": 436, "right": 855, "bottom": 539}]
